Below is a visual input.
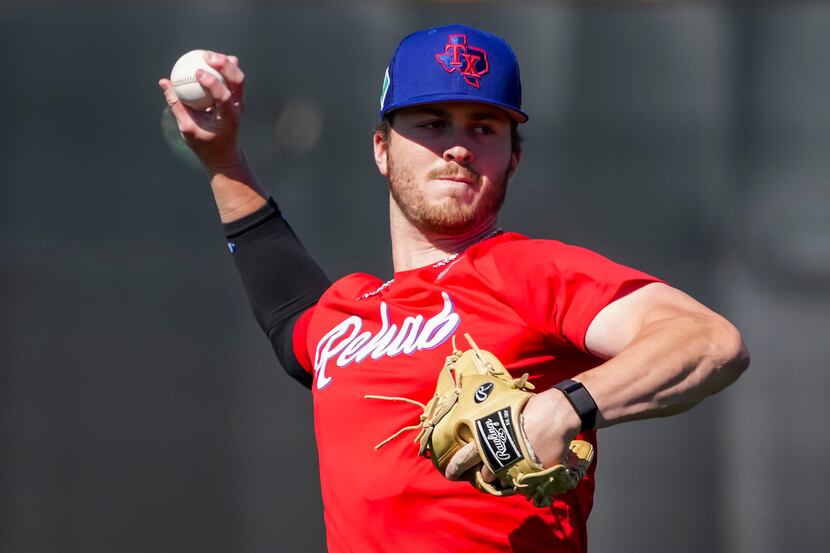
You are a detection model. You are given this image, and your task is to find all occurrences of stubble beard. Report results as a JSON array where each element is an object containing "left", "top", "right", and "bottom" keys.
[{"left": 387, "top": 156, "right": 509, "bottom": 235}]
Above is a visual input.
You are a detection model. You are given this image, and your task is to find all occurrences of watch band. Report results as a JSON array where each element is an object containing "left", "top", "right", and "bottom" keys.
[{"left": 551, "top": 379, "right": 598, "bottom": 432}]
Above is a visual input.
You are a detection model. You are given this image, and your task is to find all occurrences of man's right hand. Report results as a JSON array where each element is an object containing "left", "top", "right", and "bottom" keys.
[
  {"left": 160, "top": 51, "right": 266, "bottom": 222},
  {"left": 159, "top": 51, "right": 246, "bottom": 172}
]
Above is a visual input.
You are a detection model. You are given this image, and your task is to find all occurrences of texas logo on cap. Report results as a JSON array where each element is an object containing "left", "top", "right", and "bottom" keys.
[{"left": 435, "top": 34, "right": 489, "bottom": 89}]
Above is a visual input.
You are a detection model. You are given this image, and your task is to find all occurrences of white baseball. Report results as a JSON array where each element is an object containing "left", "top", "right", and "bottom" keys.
[{"left": 170, "top": 49, "right": 226, "bottom": 110}]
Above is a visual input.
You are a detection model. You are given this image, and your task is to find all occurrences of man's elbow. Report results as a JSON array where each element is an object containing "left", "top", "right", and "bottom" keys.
[{"left": 708, "top": 316, "right": 751, "bottom": 386}]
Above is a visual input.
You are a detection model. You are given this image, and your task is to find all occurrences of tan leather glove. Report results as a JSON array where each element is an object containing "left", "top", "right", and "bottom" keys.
[{"left": 367, "top": 334, "right": 594, "bottom": 507}]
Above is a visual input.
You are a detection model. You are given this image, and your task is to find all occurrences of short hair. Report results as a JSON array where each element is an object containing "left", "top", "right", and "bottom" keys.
[{"left": 375, "top": 114, "right": 523, "bottom": 155}]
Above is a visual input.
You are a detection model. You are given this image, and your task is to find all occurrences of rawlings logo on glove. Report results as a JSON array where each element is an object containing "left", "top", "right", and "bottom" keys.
[{"left": 366, "top": 334, "right": 594, "bottom": 507}]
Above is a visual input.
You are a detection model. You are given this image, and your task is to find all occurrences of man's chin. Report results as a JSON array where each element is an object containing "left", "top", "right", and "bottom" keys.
[
  {"left": 390, "top": 180, "right": 503, "bottom": 235},
  {"left": 414, "top": 210, "right": 482, "bottom": 235}
]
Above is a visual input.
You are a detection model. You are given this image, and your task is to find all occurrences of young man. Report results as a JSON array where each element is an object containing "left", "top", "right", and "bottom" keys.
[{"left": 159, "top": 24, "right": 749, "bottom": 553}]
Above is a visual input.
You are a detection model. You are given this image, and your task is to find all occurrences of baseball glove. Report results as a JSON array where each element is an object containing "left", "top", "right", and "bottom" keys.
[{"left": 366, "top": 334, "right": 594, "bottom": 507}]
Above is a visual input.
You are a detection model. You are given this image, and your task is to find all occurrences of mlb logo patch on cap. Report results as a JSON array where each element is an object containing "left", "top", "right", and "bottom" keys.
[{"left": 380, "top": 23, "right": 528, "bottom": 123}]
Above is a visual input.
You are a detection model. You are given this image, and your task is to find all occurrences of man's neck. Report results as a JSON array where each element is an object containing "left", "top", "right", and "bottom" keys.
[{"left": 389, "top": 197, "right": 500, "bottom": 273}]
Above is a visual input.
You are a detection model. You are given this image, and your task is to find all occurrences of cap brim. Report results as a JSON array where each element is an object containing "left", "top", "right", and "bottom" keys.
[{"left": 382, "top": 93, "right": 528, "bottom": 123}]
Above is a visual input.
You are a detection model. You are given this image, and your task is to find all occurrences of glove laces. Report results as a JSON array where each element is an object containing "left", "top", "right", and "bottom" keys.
[{"left": 364, "top": 334, "right": 533, "bottom": 451}]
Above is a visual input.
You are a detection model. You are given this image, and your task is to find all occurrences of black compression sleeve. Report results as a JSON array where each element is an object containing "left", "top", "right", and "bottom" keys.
[{"left": 223, "top": 198, "right": 331, "bottom": 388}]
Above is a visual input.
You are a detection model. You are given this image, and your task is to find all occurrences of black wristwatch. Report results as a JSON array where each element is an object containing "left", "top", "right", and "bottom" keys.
[{"left": 551, "top": 379, "right": 598, "bottom": 432}]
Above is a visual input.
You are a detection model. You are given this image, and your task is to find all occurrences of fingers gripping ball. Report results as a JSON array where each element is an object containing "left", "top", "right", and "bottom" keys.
[
  {"left": 170, "top": 49, "right": 226, "bottom": 110},
  {"left": 366, "top": 334, "right": 595, "bottom": 508}
]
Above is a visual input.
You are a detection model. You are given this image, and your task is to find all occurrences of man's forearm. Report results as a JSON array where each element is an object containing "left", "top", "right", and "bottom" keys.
[
  {"left": 574, "top": 312, "right": 750, "bottom": 428},
  {"left": 207, "top": 153, "right": 269, "bottom": 223}
]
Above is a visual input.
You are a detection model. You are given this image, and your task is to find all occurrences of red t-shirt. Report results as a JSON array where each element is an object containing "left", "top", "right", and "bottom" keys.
[{"left": 292, "top": 232, "right": 659, "bottom": 553}]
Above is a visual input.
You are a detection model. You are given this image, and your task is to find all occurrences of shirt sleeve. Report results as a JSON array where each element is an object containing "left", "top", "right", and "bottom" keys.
[{"left": 500, "top": 240, "right": 662, "bottom": 352}]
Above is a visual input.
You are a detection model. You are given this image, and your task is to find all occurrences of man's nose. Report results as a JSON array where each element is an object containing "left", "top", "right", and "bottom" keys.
[{"left": 443, "top": 143, "right": 475, "bottom": 164}]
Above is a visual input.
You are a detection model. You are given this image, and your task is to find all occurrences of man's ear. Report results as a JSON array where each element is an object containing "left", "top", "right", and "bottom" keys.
[
  {"left": 373, "top": 131, "right": 389, "bottom": 176},
  {"left": 507, "top": 149, "right": 521, "bottom": 179}
]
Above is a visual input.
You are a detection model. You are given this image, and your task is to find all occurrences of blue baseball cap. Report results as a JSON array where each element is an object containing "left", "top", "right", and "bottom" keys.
[{"left": 380, "top": 24, "right": 528, "bottom": 123}]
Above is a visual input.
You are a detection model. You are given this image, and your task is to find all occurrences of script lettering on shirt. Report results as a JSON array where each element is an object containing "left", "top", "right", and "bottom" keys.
[{"left": 313, "top": 292, "right": 460, "bottom": 390}]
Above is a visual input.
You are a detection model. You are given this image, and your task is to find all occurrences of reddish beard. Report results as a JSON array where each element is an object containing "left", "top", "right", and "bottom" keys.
[{"left": 387, "top": 157, "right": 509, "bottom": 235}]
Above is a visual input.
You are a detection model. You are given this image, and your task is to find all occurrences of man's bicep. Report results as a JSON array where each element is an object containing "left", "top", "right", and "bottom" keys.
[{"left": 584, "top": 282, "right": 717, "bottom": 359}]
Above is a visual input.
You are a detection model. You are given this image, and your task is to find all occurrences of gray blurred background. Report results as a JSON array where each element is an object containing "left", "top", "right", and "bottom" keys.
[{"left": 2, "top": 1, "right": 829, "bottom": 552}]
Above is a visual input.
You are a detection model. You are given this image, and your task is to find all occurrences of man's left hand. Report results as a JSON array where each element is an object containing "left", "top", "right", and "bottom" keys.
[{"left": 444, "top": 388, "right": 582, "bottom": 481}]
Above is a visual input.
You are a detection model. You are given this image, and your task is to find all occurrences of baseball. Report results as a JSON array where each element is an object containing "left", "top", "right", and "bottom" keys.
[{"left": 170, "top": 49, "right": 226, "bottom": 110}]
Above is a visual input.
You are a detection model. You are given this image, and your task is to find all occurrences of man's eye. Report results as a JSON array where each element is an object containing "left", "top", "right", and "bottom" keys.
[
  {"left": 419, "top": 120, "right": 446, "bottom": 130},
  {"left": 473, "top": 124, "right": 495, "bottom": 135}
]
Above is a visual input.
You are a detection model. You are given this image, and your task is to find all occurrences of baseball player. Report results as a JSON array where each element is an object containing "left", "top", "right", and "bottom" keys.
[{"left": 159, "top": 24, "right": 749, "bottom": 553}]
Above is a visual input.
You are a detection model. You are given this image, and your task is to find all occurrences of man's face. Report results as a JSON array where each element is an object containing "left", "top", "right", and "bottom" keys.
[{"left": 373, "top": 102, "right": 521, "bottom": 235}]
